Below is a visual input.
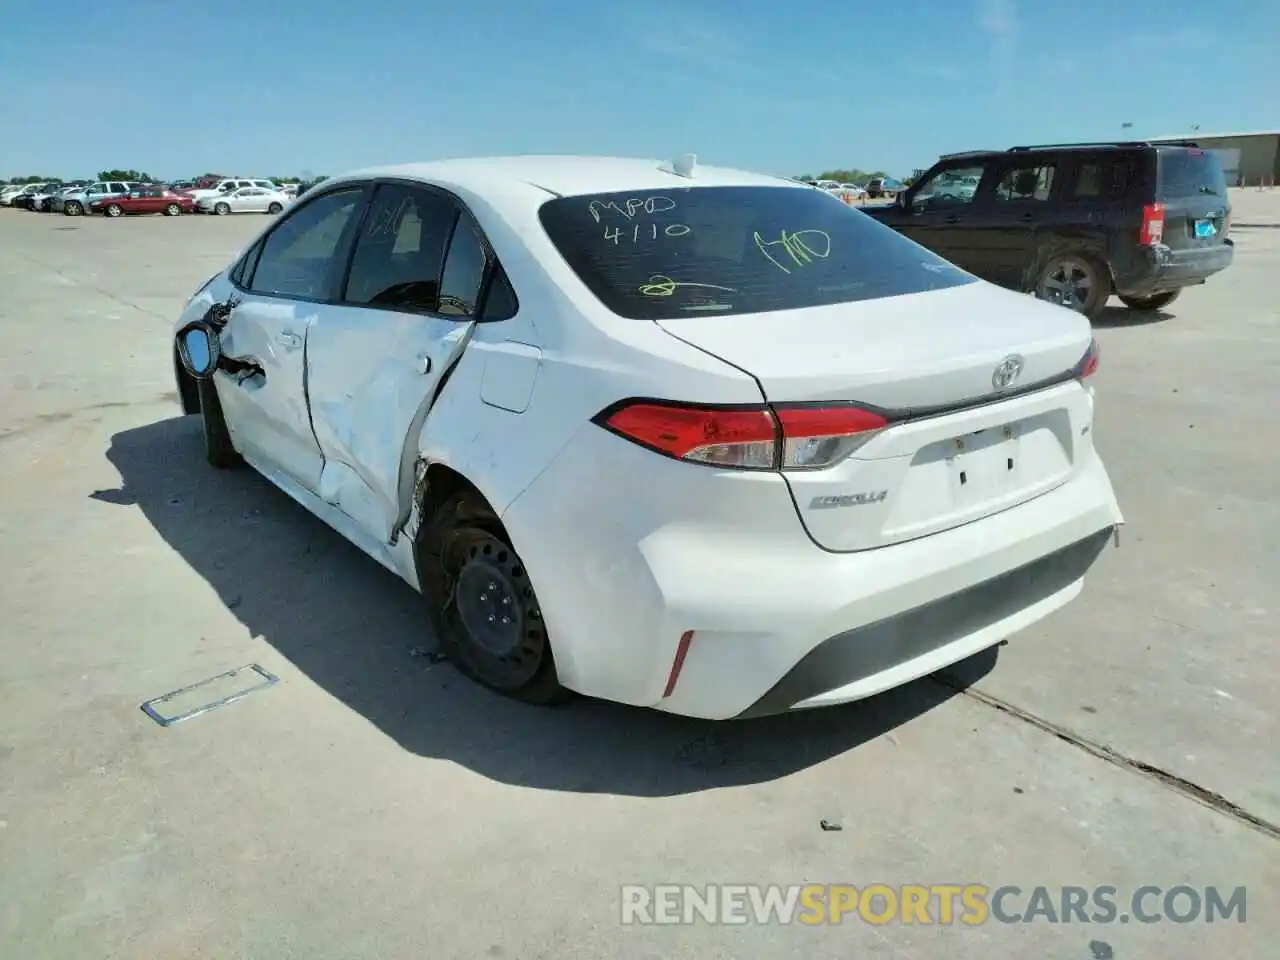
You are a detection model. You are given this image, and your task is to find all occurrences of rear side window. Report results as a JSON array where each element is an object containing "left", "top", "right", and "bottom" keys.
[
  {"left": 995, "top": 162, "right": 1056, "bottom": 202},
  {"left": 1157, "top": 149, "right": 1227, "bottom": 198},
  {"left": 538, "top": 185, "right": 975, "bottom": 321},
  {"left": 342, "top": 183, "right": 456, "bottom": 313}
]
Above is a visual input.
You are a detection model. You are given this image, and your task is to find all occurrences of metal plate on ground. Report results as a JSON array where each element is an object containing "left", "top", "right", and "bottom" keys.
[{"left": 141, "top": 664, "right": 279, "bottom": 727}]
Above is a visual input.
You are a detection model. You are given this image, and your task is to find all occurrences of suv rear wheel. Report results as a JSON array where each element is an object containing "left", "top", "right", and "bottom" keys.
[
  {"left": 1034, "top": 253, "right": 1110, "bottom": 319},
  {"left": 1118, "top": 290, "right": 1180, "bottom": 311}
]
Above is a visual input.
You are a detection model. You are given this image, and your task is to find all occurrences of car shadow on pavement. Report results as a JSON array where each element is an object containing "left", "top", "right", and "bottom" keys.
[
  {"left": 93, "top": 415, "right": 997, "bottom": 797},
  {"left": 1093, "top": 303, "right": 1175, "bottom": 327}
]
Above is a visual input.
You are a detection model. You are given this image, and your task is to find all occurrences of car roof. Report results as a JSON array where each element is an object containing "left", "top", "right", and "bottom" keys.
[{"left": 322, "top": 155, "right": 799, "bottom": 199}]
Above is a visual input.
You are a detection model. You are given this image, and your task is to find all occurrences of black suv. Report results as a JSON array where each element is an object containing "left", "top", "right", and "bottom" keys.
[{"left": 864, "top": 141, "right": 1234, "bottom": 319}]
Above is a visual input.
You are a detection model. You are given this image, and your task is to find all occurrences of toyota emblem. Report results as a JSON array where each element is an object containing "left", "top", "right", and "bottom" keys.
[{"left": 991, "top": 354, "right": 1025, "bottom": 390}]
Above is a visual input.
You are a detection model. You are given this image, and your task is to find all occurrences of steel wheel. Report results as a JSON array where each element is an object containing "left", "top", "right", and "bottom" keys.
[
  {"left": 65, "top": 201, "right": 82, "bottom": 216},
  {"left": 1035, "top": 254, "right": 1107, "bottom": 318},
  {"left": 165, "top": 203, "right": 181, "bottom": 216},
  {"left": 214, "top": 202, "right": 230, "bottom": 216},
  {"left": 444, "top": 528, "right": 547, "bottom": 691},
  {"left": 105, "top": 204, "right": 122, "bottom": 217}
]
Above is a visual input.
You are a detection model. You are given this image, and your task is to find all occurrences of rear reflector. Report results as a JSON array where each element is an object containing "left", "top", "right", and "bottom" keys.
[
  {"left": 1140, "top": 203, "right": 1165, "bottom": 246},
  {"left": 1074, "top": 338, "right": 1100, "bottom": 379},
  {"left": 662, "top": 631, "right": 695, "bottom": 698},
  {"left": 598, "top": 401, "right": 889, "bottom": 471}
]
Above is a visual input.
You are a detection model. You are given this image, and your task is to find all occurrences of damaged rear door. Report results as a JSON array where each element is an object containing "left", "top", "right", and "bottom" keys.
[{"left": 305, "top": 181, "right": 486, "bottom": 544}]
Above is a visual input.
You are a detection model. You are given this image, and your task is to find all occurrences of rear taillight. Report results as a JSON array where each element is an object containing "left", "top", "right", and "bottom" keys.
[
  {"left": 597, "top": 401, "right": 889, "bottom": 471},
  {"left": 1074, "top": 338, "right": 1100, "bottom": 380},
  {"left": 1139, "top": 203, "right": 1165, "bottom": 246}
]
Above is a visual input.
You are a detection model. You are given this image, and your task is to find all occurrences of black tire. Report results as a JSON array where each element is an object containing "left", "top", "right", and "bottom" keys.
[
  {"left": 1118, "top": 290, "right": 1180, "bottom": 311},
  {"left": 1034, "top": 252, "right": 1110, "bottom": 320},
  {"left": 267, "top": 202, "right": 283, "bottom": 214},
  {"left": 418, "top": 491, "right": 569, "bottom": 705},
  {"left": 64, "top": 201, "right": 83, "bottom": 216},
  {"left": 164, "top": 203, "right": 181, "bottom": 216},
  {"left": 105, "top": 203, "right": 122, "bottom": 218},
  {"left": 214, "top": 202, "right": 230, "bottom": 216},
  {"left": 196, "top": 378, "right": 242, "bottom": 469}
]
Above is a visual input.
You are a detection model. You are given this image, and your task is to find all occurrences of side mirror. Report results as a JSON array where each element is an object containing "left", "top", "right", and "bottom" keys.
[{"left": 176, "top": 320, "right": 222, "bottom": 379}]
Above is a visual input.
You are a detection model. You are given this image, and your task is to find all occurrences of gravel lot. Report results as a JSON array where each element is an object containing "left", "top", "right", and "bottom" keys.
[{"left": 1, "top": 195, "right": 1277, "bottom": 958}]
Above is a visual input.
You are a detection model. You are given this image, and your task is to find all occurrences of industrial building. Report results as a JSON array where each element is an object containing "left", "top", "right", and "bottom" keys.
[{"left": 1147, "top": 130, "right": 1279, "bottom": 186}]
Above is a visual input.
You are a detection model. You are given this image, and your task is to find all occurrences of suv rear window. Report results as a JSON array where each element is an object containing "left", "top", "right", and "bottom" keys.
[
  {"left": 1157, "top": 148, "right": 1227, "bottom": 199},
  {"left": 538, "top": 185, "right": 975, "bottom": 320}
]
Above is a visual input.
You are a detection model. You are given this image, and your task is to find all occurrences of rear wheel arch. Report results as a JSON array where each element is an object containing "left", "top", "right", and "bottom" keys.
[
  {"left": 411, "top": 463, "right": 569, "bottom": 703},
  {"left": 1028, "top": 233, "right": 1114, "bottom": 291}
]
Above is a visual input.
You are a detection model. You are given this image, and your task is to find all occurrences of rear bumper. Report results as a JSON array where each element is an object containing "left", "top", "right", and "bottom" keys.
[
  {"left": 503, "top": 422, "right": 1123, "bottom": 720},
  {"left": 1115, "top": 240, "right": 1234, "bottom": 297}
]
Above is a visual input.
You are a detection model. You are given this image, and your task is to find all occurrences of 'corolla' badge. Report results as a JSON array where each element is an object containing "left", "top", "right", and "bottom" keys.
[{"left": 991, "top": 354, "right": 1025, "bottom": 390}]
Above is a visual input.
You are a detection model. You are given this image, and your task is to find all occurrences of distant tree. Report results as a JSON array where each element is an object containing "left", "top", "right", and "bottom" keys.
[
  {"left": 5, "top": 174, "right": 62, "bottom": 184},
  {"left": 98, "top": 169, "right": 154, "bottom": 182}
]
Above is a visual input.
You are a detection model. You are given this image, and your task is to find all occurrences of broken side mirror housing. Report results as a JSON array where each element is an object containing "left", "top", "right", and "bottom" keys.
[{"left": 176, "top": 320, "right": 222, "bottom": 379}]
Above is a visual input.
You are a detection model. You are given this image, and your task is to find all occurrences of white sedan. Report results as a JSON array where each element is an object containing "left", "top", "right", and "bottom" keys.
[
  {"left": 171, "top": 155, "right": 1123, "bottom": 719},
  {"left": 198, "top": 187, "right": 290, "bottom": 215}
]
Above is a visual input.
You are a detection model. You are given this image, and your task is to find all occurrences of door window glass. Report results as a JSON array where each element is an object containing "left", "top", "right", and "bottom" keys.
[
  {"left": 342, "top": 183, "right": 456, "bottom": 314},
  {"left": 995, "top": 163, "right": 1057, "bottom": 202},
  {"left": 249, "top": 187, "right": 364, "bottom": 300},
  {"left": 438, "top": 216, "right": 488, "bottom": 317},
  {"left": 911, "top": 165, "right": 985, "bottom": 208},
  {"left": 1073, "top": 163, "right": 1102, "bottom": 198}
]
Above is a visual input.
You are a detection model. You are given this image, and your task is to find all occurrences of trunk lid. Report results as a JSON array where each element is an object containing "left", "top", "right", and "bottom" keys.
[
  {"left": 1155, "top": 147, "right": 1231, "bottom": 250},
  {"left": 657, "top": 282, "right": 1095, "bottom": 551}
]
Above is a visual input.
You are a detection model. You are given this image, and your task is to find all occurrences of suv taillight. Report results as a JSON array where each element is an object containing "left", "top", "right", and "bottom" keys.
[
  {"left": 1139, "top": 203, "right": 1165, "bottom": 246},
  {"left": 596, "top": 401, "right": 888, "bottom": 471}
]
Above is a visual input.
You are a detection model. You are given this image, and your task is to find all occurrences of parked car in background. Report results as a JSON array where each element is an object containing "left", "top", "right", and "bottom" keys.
[
  {"left": 838, "top": 182, "right": 867, "bottom": 199},
  {"left": 294, "top": 178, "right": 326, "bottom": 199},
  {"left": 11, "top": 183, "right": 55, "bottom": 209},
  {"left": 0, "top": 184, "right": 29, "bottom": 206},
  {"left": 187, "top": 178, "right": 279, "bottom": 208},
  {"left": 170, "top": 155, "right": 1122, "bottom": 718},
  {"left": 197, "top": 186, "right": 290, "bottom": 215},
  {"left": 91, "top": 186, "right": 197, "bottom": 217},
  {"left": 55, "top": 180, "right": 139, "bottom": 215},
  {"left": 30, "top": 182, "right": 86, "bottom": 211},
  {"left": 864, "top": 141, "right": 1234, "bottom": 318}
]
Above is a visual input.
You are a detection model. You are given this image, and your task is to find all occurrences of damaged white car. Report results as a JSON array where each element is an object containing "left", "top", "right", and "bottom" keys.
[{"left": 172, "top": 155, "right": 1124, "bottom": 720}]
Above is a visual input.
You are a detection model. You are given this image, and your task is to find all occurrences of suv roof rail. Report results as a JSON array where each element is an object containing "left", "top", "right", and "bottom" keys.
[
  {"left": 1006, "top": 140, "right": 1198, "bottom": 151},
  {"left": 939, "top": 150, "right": 999, "bottom": 160}
]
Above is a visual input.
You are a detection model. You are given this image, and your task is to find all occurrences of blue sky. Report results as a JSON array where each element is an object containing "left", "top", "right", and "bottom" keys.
[{"left": 1, "top": 0, "right": 1275, "bottom": 181}]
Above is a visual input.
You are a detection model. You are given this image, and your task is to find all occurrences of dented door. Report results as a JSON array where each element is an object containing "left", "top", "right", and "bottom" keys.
[
  {"left": 305, "top": 307, "right": 474, "bottom": 543},
  {"left": 303, "top": 182, "right": 488, "bottom": 544}
]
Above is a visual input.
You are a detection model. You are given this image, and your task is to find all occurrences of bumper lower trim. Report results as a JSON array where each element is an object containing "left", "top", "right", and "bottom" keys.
[{"left": 735, "top": 525, "right": 1115, "bottom": 718}]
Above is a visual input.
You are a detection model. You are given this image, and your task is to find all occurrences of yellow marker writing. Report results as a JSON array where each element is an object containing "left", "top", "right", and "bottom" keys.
[
  {"left": 638, "top": 275, "right": 738, "bottom": 298},
  {"left": 753, "top": 229, "right": 832, "bottom": 273}
]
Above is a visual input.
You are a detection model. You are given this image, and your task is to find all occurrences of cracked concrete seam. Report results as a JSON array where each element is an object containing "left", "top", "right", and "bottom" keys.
[{"left": 931, "top": 675, "right": 1280, "bottom": 842}]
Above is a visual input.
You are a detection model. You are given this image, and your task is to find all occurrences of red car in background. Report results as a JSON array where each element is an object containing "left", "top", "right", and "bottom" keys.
[{"left": 90, "top": 186, "right": 197, "bottom": 217}]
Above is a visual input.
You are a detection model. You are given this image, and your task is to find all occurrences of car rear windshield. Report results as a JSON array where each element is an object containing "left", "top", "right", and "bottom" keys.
[
  {"left": 538, "top": 185, "right": 975, "bottom": 320},
  {"left": 1157, "top": 148, "right": 1227, "bottom": 199}
]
